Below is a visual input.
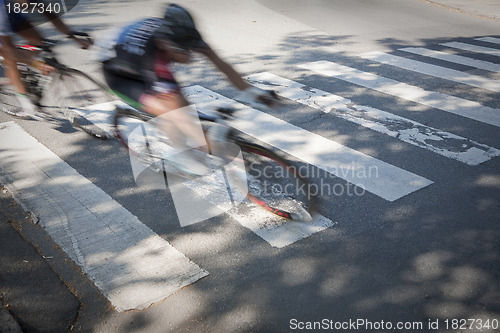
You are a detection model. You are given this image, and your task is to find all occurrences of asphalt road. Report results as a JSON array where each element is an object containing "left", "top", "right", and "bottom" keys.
[{"left": 1, "top": 0, "right": 499, "bottom": 332}]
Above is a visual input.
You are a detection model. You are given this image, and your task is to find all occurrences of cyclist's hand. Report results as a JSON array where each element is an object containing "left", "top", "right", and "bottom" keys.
[
  {"left": 238, "top": 86, "right": 280, "bottom": 108},
  {"left": 68, "top": 32, "right": 93, "bottom": 50}
]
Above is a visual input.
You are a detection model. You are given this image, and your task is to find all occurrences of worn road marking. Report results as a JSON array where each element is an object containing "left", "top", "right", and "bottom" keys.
[{"left": 246, "top": 72, "right": 500, "bottom": 166}]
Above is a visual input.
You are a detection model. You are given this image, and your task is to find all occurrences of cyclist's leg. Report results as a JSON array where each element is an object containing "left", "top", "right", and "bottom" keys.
[
  {"left": 1, "top": 15, "right": 43, "bottom": 67},
  {"left": 104, "top": 70, "right": 207, "bottom": 152},
  {"left": 1, "top": 11, "right": 45, "bottom": 117},
  {"left": 1, "top": 36, "right": 43, "bottom": 118},
  {"left": 11, "top": 17, "right": 56, "bottom": 75},
  {"left": 140, "top": 88, "right": 208, "bottom": 153},
  {"left": 1, "top": 36, "right": 26, "bottom": 93}
]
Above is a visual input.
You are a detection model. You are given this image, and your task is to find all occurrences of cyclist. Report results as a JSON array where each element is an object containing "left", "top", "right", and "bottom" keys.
[
  {"left": 0, "top": 0, "right": 91, "bottom": 118},
  {"left": 95, "top": 3, "right": 277, "bottom": 175}
]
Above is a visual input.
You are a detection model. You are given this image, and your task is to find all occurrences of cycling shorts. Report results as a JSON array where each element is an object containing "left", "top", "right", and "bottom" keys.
[
  {"left": 103, "top": 68, "right": 180, "bottom": 111},
  {"left": 1, "top": 0, "right": 30, "bottom": 47}
]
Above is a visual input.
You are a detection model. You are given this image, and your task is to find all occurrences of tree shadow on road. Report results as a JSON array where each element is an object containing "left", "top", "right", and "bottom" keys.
[{"left": 2, "top": 7, "right": 499, "bottom": 332}]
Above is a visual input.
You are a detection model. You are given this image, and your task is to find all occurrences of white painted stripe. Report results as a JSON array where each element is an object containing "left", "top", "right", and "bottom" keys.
[
  {"left": 0, "top": 122, "right": 208, "bottom": 312},
  {"left": 441, "top": 41, "right": 500, "bottom": 56},
  {"left": 475, "top": 37, "right": 500, "bottom": 45},
  {"left": 400, "top": 47, "right": 500, "bottom": 72},
  {"left": 245, "top": 72, "right": 500, "bottom": 166},
  {"left": 184, "top": 86, "right": 433, "bottom": 202},
  {"left": 299, "top": 61, "right": 500, "bottom": 128},
  {"left": 359, "top": 51, "right": 500, "bottom": 92}
]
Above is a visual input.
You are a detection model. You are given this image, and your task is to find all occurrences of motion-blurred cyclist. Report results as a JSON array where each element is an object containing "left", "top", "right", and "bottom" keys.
[
  {"left": 94, "top": 3, "right": 277, "bottom": 175},
  {"left": 0, "top": 0, "right": 91, "bottom": 118}
]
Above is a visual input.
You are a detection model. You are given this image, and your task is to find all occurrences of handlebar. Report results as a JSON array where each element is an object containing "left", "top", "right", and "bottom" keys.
[{"left": 67, "top": 31, "right": 94, "bottom": 49}]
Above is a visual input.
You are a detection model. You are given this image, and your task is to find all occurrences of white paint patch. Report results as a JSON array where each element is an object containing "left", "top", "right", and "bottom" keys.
[
  {"left": 184, "top": 85, "right": 433, "bottom": 202},
  {"left": 0, "top": 121, "right": 208, "bottom": 311},
  {"left": 400, "top": 47, "right": 500, "bottom": 73},
  {"left": 246, "top": 72, "right": 500, "bottom": 166},
  {"left": 441, "top": 42, "right": 500, "bottom": 56},
  {"left": 299, "top": 61, "right": 500, "bottom": 128},
  {"left": 359, "top": 51, "right": 500, "bottom": 92},
  {"left": 231, "top": 208, "right": 336, "bottom": 249}
]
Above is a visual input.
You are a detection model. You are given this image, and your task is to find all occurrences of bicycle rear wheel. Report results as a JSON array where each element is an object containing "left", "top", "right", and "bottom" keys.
[
  {"left": 233, "top": 139, "right": 316, "bottom": 222},
  {"left": 42, "top": 68, "right": 113, "bottom": 138}
]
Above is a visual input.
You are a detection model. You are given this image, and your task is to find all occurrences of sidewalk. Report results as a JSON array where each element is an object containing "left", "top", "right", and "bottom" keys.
[{"left": 424, "top": 0, "right": 500, "bottom": 21}]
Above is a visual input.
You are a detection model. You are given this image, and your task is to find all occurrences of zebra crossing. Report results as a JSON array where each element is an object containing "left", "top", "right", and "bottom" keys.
[
  {"left": 74, "top": 35, "right": 499, "bottom": 244},
  {"left": 1, "top": 36, "right": 499, "bottom": 311}
]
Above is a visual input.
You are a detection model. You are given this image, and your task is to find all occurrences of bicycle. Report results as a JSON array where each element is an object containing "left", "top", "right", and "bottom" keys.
[
  {"left": 0, "top": 36, "right": 113, "bottom": 138},
  {"left": 113, "top": 104, "right": 317, "bottom": 222}
]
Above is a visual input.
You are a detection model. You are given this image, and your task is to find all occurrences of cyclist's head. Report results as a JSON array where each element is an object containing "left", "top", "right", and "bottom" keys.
[{"left": 155, "top": 4, "right": 201, "bottom": 51}]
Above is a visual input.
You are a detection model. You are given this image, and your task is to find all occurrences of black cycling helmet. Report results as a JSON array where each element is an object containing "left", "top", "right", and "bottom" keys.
[{"left": 155, "top": 3, "right": 202, "bottom": 50}]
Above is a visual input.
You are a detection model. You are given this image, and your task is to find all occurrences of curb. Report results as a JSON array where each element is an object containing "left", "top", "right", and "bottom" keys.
[
  {"left": 0, "top": 301, "right": 22, "bottom": 333},
  {"left": 422, "top": 0, "right": 500, "bottom": 21}
]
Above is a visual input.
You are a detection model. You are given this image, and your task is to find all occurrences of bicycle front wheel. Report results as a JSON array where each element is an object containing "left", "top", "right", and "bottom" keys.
[
  {"left": 114, "top": 106, "right": 177, "bottom": 172},
  {"left": 0, "top": 79, "right": 24, "bottom": 117},
  {"left": 234, "top": 139, "right": 316, "bottom": 222}
]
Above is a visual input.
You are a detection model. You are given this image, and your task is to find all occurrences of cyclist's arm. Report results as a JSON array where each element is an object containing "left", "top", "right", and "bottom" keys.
[
  {"left": 197, "top": 45, "right": 250, "bottom": 91},
  {"left": 45, "top": 14, "right": 92, "bottom": 49},
  {"left": 14, "top": 0, "right": 91, "bottom": 49},
  {"left": 197, "top": 43, "right": 278, "bottom": 106}
]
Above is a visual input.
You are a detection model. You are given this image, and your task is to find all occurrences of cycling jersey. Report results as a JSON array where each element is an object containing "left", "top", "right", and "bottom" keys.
[
  {"left": 100, "top": 18, "right": 176, "bottom": 84},
  {"left": 99, "top": 17, "right": 207, "bottom": 84},
  {"left": 98, "top": 17, "right": 207, "bottom": 108}
]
